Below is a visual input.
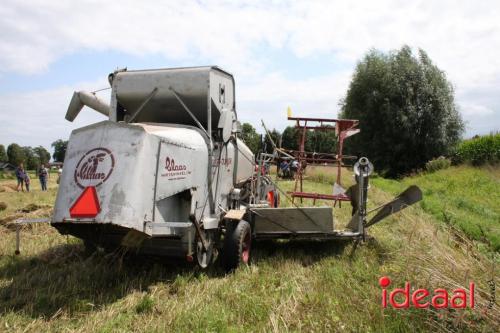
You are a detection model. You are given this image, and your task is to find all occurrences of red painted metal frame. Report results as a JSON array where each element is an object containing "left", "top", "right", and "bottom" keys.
[{"left": 286, "top": 116, "right": 360, "bottom": 204}]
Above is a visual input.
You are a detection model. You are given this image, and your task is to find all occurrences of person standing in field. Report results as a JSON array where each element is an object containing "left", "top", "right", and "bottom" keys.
[
  {"left": 24, "top": 173, "right": 31, "bottom": 192},
  {"left": 15, "top": 163, "right": 26, "bottom": 192},
  {"left": 38, "top": 164, "right": 48, "bottom": 191}
]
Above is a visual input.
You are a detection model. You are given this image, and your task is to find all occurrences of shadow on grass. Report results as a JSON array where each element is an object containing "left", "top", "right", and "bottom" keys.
[
  {"left": 0, "top": 243, "right": 197, "bottom": 318},
  {"left": 252, "top": 238, "right": 353, "bottom": 266},
  {"left": 0, "top": 237, "right": 375, "bottom": 319}
]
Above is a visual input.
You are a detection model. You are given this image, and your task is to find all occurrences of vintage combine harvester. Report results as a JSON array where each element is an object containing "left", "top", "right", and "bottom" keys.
[{"left": 15, "top": 66, "right": 422, "bottom": 271}]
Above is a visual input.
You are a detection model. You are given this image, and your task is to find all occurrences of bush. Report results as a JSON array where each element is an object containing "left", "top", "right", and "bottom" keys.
[
  {"left": 425, "top": 156, "right": 451, "bottom": 173},
  {"left": 456, "top": 133, "right": 500, "bottom": 166}
]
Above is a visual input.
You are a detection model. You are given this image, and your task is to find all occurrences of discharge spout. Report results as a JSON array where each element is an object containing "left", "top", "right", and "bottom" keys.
[{"left": 65, "top": 91, "right": 111, "bottom": 122}]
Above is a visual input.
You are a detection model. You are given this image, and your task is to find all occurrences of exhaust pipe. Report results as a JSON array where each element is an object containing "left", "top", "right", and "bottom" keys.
[{"left": 65, "top": 91, "right": 111, "bottom": 122}]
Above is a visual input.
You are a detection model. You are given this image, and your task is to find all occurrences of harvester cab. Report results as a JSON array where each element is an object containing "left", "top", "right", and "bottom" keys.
[{"left": 14, "top": 65, "right": 422, "bottom": 271}]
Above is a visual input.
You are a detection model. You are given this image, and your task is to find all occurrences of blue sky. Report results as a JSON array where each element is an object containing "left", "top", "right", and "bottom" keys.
[{"left": 1, "top": 0, "right": 499, "bottom": 153}]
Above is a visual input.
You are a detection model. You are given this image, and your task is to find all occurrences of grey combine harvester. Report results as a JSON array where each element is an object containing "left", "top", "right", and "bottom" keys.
[{"left": 15, "top": 66, "right": 422, "bottom": 271}]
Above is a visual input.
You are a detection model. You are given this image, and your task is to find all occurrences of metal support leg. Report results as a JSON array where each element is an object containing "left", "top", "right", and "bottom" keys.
[
  {"left": 15, "top": 224, "right": 20, "bottom": 255},
  {"left": 12, "top": 218, "right": 50, "bottom": 255}
]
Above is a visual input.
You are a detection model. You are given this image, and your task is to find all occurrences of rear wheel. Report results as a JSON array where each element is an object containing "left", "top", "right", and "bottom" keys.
[{"left": 222, "top": 220, "right": 252, "bottom": 272}]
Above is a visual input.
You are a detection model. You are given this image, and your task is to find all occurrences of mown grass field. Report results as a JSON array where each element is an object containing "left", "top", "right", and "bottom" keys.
[
  {"left": 0, "top": 166, "right": 498, "bottom": 332},
  {"left": 371, "top": 165, "right": 500, "bottom": 252}
]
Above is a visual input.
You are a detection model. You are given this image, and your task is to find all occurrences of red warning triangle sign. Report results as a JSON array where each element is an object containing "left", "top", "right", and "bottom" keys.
[{"left": 69, "top": 186, "right": 101, "bottom": 218}]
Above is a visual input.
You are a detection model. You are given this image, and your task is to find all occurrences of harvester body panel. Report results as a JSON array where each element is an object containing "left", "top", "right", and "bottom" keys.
[{"left": 53, "top": 121, "right": 209, "bottom": 234}]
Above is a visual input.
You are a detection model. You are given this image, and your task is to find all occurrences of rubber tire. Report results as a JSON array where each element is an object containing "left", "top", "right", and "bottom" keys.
[{"left": 222, "top": 220, "right": 252, "bottom": 272}]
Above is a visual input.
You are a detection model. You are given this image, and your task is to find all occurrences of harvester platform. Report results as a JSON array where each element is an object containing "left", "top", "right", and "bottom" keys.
[{"left": 250, "top": 207, "right": 359, "bottom": 240}]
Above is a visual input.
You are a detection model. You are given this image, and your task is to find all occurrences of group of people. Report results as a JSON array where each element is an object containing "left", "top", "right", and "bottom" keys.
[
  {"left": 15, "top": 163, "right": 53, "bottom": 192},
  {"left": 279, "top": 159, "right": 299, "bottom": 178}
]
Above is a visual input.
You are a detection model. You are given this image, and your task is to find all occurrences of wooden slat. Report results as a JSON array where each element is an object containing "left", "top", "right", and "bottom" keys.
[{"left": 224, "top": 209, "right": 246, "bottom": 220}]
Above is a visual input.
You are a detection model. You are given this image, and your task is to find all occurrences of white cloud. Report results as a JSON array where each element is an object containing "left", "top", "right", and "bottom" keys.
[
  {"left": 2, "top": 1, "right": 500, "bottom": 78},
  {"left": 236, "top": 70, "right": 353, "bottom": 130},
  {"left": 0, "top": 0, "right": 499, "bottom": 139},
  {"left": 0, "top": 78, "right": 110, "bottom": 149},
  {"left": 461, "top": 104, "right": 494, "bottom": 117}
]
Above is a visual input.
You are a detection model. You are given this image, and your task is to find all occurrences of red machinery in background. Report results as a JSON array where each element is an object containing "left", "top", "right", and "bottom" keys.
[{"left": 286, "top": 116, "right": 360, "bottom": 205}]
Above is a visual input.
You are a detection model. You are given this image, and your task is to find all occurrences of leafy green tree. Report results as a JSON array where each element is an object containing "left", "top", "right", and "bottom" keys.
[
  {"left": 306, "top": 127, "right": 337, "bottom": 154},
  {"left": 340, "top": 46, "right": 464, "bottom": 177},
  {"left": 281, "top": 126, "right": 298, "bottom": 151},
  {"left": 0, "top": 144, "right": 7, "bottom": 162},
  {"left": 282, "top": 126, "right": 337, "bottom": 154},
  {"left": 34, "top": 146, "right": 51, "bottom": 165},
  {"left": 51, "top": 139, "right": 68, "bottom": 162},
  {"left": 22, "top": 146, "right": 40, "bottom": 170},
  {"left": 240, "top": 123, "right": 261, "bottom": 153},
  {"left": 7, "top": 143, "right": 26, "bottom": 166},
  {"left": 263, "top": 129, "right": 281, "bottom": 154}
]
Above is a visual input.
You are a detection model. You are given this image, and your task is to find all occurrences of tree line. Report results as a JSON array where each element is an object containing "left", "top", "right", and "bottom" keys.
[
  {"left": 0, "top": 139, "right": 69, "bottom": 170},
  {"left": 240, "top": 123, "right": 338, "bottom": 156}
]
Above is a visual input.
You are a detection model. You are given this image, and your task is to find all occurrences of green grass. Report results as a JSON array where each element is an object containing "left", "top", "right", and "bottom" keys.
[
  {"left": 371, "top": 165, "right": 500, "bottom": 252},
  {"left": 0, "top": 166, "right": 498, "bottom": 332},
  {"left": 0, "top": 171, "right": 57, "bottom": 224}
]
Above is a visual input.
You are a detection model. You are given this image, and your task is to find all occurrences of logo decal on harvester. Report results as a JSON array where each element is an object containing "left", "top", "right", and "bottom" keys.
[
  {"left": 162, "top": 156, "right": 191, "bottom": 180},
  {"left": 74, "top": 148, "right": 115, "bottom": 189}
]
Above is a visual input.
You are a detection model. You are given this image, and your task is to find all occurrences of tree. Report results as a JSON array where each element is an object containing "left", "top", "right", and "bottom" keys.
[
  {"left": 22, "top": 146, "right": 40, "bottom": 170},
  {"left": 263, "top": 129, "right": 281, "bottom": 154},
  {"left": 34, "top": 146, "right": 51, "bottom": 165},
  {"left": 281, "top": 126, "right": 298, "bottom": 151},
  {"left": 340, "top": 46, "right": 464, "bottom": 177},
  {"left": 306, "top": 127, "right": 337, "bottom": 154},
  {"left": 7, "top": 143, "right": 26, "bottom": 166},
  {"left": 0, "top": 144, "right": 7, "bottom": 162},
  {"left": 51, "top": 139, "right": 68, "bottom": 162},
  {"left": 281, "top": 126, "right": 337, "bottom": 153},
  {"left": 240, "top": 123, "right": 261, "bottom": 153}
]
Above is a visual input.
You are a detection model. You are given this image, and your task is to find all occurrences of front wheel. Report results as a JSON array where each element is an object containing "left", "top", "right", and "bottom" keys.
[
  {"left": 222, "top": 220, "right": 252, "bottom": 272},
  {"left": 196, "top": 230, "right": 217, "bottom": 269}
]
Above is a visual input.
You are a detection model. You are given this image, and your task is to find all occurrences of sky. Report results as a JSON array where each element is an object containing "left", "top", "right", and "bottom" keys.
[{"left": 1, "top": 0, "right": 499, "bottom": 153}]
